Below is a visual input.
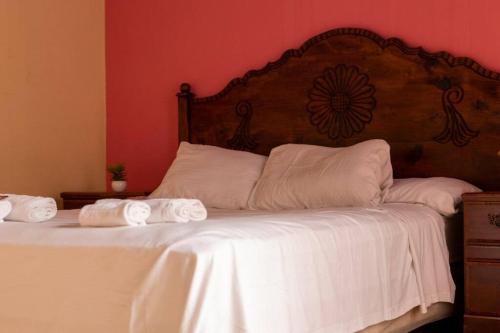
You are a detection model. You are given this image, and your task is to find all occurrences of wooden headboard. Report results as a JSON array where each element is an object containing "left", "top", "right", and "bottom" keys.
[{"left": 177, "top": 27, "right": 500, "bottom": 190}]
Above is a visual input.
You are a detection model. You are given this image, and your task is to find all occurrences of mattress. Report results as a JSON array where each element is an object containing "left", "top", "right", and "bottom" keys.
[{"left": 0, "top": 203, "right": 455, "bottom": 333}]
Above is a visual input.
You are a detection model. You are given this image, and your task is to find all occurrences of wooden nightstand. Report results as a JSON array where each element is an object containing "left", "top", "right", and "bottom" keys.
[
  {"left": 463, "top": 192, "right": 500, "bottom": 332},
  {"left": 60, "top": 191, "right": 150, "bottom": 209}
]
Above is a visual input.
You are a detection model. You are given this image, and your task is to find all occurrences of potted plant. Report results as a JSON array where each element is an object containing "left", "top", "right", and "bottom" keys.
[{"left": 107, "top": 163, "right": 127, "bottom": 192}]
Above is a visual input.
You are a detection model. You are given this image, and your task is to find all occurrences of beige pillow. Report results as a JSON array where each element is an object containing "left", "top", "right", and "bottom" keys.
[
  {"left": 150, "top": 142, "right": 266, "bottom": 209},
  {"left": 385, "top": 177, "right": 482, "bottom": 216},
  {"left": 248, "top": 139, "right": 393, "bottom": 210}
]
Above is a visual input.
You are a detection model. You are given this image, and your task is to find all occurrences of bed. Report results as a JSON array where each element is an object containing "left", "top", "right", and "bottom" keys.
[
  {"left": 0, "top": 205, "right": 456, "bottom": 333},
  {"left": 1, "top": 27, "right": 500, "bottom": 333}
]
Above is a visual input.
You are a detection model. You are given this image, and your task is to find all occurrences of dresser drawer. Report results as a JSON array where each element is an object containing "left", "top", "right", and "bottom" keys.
[
  {"left": 466, "top": 245, "right": 500, "bottom": 261},
  {"left": 464, "top": 202, "right": 500, "bottom": 243},
  {"left": 465, "top": 262, "right": 500, "bottom": 316},
  {"left": 464, "top": 314, "right": 500, "bottom": 333}
]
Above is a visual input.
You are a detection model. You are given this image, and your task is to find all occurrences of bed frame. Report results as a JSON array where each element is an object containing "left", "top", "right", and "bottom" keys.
[{"left": 177, "top": 27, "right": 500, "bottom": 190}]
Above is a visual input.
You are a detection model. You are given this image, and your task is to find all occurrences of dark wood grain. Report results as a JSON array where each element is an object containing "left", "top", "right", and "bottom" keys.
[
  {"left": 60, "top": 192, "right": 150, "bottom": 209},
  {"left": 464, "top": 203, "right": 500, "bottom": 244},
  {"left": 464, "top": 315, "right": 500, "bottom": 333},
  {"left": 177, "top": 83, "right": 193, "bottom": 143},
  {"left": 463, "top": 192, "right": 500, "bottom": 332},
  {"left": 178, "top": 27, "right": 500, "bottom": 190},
  {"left": 465, "top": 263, "right": 500, "bottom": 316}
]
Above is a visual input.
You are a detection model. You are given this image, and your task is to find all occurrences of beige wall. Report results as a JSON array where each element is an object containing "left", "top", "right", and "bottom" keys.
[{"left": 0, "top": 0, "right": 106, "bottom": 202}]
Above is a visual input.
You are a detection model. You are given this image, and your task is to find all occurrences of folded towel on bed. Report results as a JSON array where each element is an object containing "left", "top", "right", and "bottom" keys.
[
  {"left": 97, "top": 198, "right": 208, "bottom": 223},
  {"left": 0, "top": 200, "right": 12, "bottom": 222},
  {"left": 79, "top": 201, "right": 151, "bottom": 227},
  {"left": 2, "top": 194, "right": 57, "bottom": 223},
  {"left": 144, "top": 198, "right": 207, "bottom": 223}
]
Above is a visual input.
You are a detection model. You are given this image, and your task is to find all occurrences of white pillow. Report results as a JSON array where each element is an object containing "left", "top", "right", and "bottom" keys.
[
  {"left": 248, "top": 139, "right": 393, "bottom": 210},
  {"left": 384, "top": 177, "right": 482, "bottom": 216},
  {"left": 150, "top": 142, "right": 266, "bottom": 209}
]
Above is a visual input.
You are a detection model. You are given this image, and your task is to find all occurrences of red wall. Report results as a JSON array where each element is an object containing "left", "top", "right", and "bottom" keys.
[{"left": 106, "top": 0, "right": 500, "bottom": 191}]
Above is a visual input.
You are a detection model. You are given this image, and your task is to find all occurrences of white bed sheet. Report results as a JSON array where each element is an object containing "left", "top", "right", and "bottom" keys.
[{"left": 0, "top": 204, "right": 454, "bottom": 333}]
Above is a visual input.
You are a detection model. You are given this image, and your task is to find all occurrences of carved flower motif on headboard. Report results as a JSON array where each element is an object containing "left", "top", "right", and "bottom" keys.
[{"left": 307, "top": 64, "right": 376, "bottom": 140}]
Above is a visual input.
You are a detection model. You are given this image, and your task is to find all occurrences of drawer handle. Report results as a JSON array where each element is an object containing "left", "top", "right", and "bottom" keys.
[{"left": 488, "top": 213, "right": 500, "bottom": 227}]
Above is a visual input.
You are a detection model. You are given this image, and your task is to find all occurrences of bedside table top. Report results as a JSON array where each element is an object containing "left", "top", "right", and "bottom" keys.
[
  {"left": 60, "top": 191, "right": 150, "bottom": 199},
  {"left": 462, "top": 191, "right": 500, "bottom": 202}
]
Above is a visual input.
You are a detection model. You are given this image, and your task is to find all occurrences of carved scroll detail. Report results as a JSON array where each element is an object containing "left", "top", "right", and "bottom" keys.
[
  {"left": 307, "top": 64, "right": 376, "bottom": 140},
  {"left": 433, "top": 79, "right": 479, "bottom": 147},
  {"left": 227, "top": 101, "right": 257, "bottom": 151}
]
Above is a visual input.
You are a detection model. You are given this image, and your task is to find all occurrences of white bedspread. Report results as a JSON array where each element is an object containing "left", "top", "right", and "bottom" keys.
[{"left": 0, "top": 204, "right": 454, "bottom": 333}]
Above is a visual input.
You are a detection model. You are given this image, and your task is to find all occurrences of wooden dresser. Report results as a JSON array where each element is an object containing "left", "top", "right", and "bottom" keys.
[
  {"left": 463, "top": 192, "right": 500, "bottom": 332},
  {"left": 60, "top": 191, "right": 150, "bottom": 209}
]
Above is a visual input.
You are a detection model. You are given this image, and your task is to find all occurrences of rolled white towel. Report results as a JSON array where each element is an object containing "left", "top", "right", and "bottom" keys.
[
  {"left": 3, "top": 194, "right": 57, "bottom": 223},
  {"left": 144, "top": 198, "right": 207, "bottom": 223},
  {"left": 79, "top": 201, "right": 151, "bottom": 227},
  {"left": 97, "top": 198, "right": 208, "bottom": 223},
  {"left": 0, "top": 200, "right": 12, "bottom": 222}
]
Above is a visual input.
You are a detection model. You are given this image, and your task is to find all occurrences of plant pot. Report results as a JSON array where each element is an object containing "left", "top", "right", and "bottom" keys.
[{"left": 111, "top": 181, "right": 127, "bottom": 192}]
